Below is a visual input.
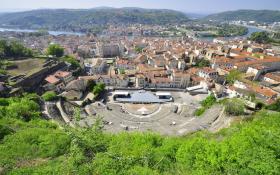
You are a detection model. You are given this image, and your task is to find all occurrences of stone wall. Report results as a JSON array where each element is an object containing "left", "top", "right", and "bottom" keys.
[{"left": 15, "top": 62, "right": 67, "bottom": 92}]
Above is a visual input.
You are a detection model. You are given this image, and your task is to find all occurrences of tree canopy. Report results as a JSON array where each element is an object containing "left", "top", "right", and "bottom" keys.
[
  {"left": 217, "top": 24, "right": 248, "bottom": 37},
  {"left": 204, "top": 10, "right": 280, "bottom": 23},
  {"left": 92, "top": 83, "right": 106, "bottom": 97},
  {"left": 0, "top": 40, "right": 33, "bottom": 58},
  {"left": 249, "top": 32, "right": 271, "bottom": 44},
  {"left": 196, "top": 59, "right": 210, "bottom": 68},
  {"left": 47, "top": 44, "right": 64, "bottom": 58},
  {"left": 0, "top": 8, "right": 190, "bottom": 32},
  {"left": 61, "top": 55, "right": 80, "bottom": 69}
]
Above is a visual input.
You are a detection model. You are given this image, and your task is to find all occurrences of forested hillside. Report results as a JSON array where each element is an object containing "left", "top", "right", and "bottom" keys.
[
  {"left": 0, "top": 95, "right": 280, "bottom": 174},
  {"left": 0, "top": 8, "right": 190, "bottom": 32},
  {"left": 204, "top": 10, "right": 280, "bottom": 23}
]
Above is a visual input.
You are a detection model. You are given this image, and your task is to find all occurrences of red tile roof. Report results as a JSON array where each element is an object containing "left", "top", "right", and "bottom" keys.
[
  {"left": 45, "top": 75, "right": 60, "bottom": 84},
  {"left": 54, "top": 71, "right": 70, "bottom": 78}
]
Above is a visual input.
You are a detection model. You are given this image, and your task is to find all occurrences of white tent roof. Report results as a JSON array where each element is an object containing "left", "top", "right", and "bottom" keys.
[
  {"left": 114, "top": 91, "right": 130, "bottom": 96},
  {"left": 156, "top": 92, "right": 171, "bottom": 96}
]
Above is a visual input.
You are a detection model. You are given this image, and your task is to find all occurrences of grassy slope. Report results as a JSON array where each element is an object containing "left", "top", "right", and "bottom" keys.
[{"left": 0, "top": 109, "right": 279, "bottom": 175}]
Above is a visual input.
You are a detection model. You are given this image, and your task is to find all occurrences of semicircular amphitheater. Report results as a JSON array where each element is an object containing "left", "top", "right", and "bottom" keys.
[{"left": 79, "top": 90, "right": 223, "bottom": 136}]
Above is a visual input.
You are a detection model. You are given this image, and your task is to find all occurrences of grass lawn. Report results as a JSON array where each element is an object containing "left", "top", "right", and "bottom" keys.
[{"left": 7, "top": 58, "right": 45, "bottom": 76}]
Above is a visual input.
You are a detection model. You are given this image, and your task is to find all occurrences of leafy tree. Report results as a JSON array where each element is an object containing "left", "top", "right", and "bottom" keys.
[
  {"left": 249, "top": 31, "right": 270, "bottom": 44},
  {"left": 197, "top": 59, "right": 210, "bottom": 68},
  {"left": 61, "top": 55, "right": 80, "bottom": 69},
  {"left": 226, "top": 69, "right": 242, "bottom": 85},
  {"left": 42, "top": 91, "right": 57, "bottom": 101},
  {"left": 92, "top": 83, "right": 105, "bottom": 97},
  {"left": 0, "top": 40, "right": 33, "bottom": 58},
  {"left": 9, "top": 41, "right": 33, "bottom": 57},
  {"left": 217, "top": 24, "right": 248, "bottom": 37},
  {"left": 47, "top": 44, "right": 64, "bottom": 57}
]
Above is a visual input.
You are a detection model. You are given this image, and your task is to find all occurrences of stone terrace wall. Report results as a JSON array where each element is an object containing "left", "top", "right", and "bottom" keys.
[{"left": 15, "top": 62, "right": 67, "bottom": 92}]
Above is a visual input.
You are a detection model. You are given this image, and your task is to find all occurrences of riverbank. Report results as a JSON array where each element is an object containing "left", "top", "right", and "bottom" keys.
[
  {"left": 0, "top": 27, "right": 84, "bottom": 36},
  {"left": 198, "top": 26, "right": 265, "bottom": 42}
]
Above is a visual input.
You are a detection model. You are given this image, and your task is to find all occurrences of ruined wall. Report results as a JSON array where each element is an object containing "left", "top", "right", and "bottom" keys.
[{"left": 15, "top": 62, "right": 67, "bottom": 92}]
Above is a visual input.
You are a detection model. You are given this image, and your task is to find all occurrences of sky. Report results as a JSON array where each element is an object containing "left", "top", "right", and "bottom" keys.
[{"left": 0, "top": 0, "right": 280, "bottom": 14}]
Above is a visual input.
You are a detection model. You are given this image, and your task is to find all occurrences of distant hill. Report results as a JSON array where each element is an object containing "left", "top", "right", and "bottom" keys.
[
  {"left": 184, "top": 13, "right": 209, "bottom": 20},
  {"left": 0, "top": 8, "right": 190, "bottom": 32},
  {"left": 203, "top": 10, "right": 280, "bottom": 23}
]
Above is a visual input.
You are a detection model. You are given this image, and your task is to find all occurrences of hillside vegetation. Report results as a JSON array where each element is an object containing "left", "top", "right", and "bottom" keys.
[
  {"left": 204, "top": 10, "right": 280, "bottom": 23},
  {"left": 0, "top": 8, "right": 190, "bottom": 32},
  {"left": 0, "top": 95, "right": 280, "bottom": 174}
]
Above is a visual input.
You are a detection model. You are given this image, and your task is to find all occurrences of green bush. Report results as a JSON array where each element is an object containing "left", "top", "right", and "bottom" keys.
[
  {"left": 225, "top": 98, "right": 245, "bottom": 116},
  {"left": 194, "top": 107, "right": 206, "bottom": 116},
  {"left": 265, "top": 99, "right": 280, "bottom": 112},
  {"left": 0, "top": 98, "right": 9, "bottom": 106},
  {"left": 92, "top": 83, "right": 105, "bottom": 97},
  {"left": 0, "top": 124, "right": 14, "bottom": 140},
  {"left": 0, "top": 127, "right": 71, "bottom": 169},
  {"left": 201, "top": 94, "right": 216, "bottom": 108},
  {"left": 42, "top": 91, "right": 58, "bottom": 102},
  {"left": 61, "top": 55, "right": 80, "bottom": 69},
  {"left": 0, "top": 96, "right": 40, "bottom": 121},
  {"left": 194, "top": 94, "right": 216, "bottom": 117}
]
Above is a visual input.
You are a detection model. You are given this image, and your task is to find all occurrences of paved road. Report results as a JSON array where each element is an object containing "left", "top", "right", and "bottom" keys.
[{"left": 56, "top": 100, "right": 75, "bottom": 127}]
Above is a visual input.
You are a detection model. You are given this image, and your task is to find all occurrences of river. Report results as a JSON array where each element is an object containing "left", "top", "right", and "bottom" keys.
[
  {"left": 0, "top": 26, "right": 265, "bottom": 39},
  {"left": 0, "top": 27, "right": 84, "bottom": 36},
  {"left": 198, "top": 26, "right": 265, "bottom": 42}
]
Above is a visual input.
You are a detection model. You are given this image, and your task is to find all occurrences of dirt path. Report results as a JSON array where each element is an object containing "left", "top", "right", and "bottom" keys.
[{"left": 56, "top": 100, "right": 75, "bottom": 127}]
